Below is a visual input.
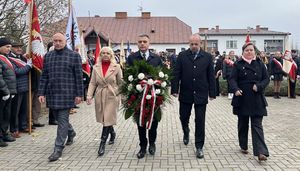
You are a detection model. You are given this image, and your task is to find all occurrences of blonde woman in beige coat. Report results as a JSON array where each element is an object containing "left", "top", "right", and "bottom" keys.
[{"left": 86, "top": 46, "right": 123, "bottom": 156}]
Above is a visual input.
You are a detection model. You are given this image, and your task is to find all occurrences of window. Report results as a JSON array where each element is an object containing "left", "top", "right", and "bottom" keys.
[{"left": 226, "top": 40, "right": 237, "bottom": 49}]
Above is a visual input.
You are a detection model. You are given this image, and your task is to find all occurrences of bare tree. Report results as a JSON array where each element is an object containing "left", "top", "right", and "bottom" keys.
[{"left": 0, "top": 0, "right": 68, "bottom": 43}]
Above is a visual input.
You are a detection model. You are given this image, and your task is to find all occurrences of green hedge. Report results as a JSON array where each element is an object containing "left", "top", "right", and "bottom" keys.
[{"left": 219, "top": 78, "right": 300, "bottom": 96}]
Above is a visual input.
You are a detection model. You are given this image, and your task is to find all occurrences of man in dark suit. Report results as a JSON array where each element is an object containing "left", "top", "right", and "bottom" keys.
[
  {"left": 171, "top": 34, "right": 216, "bottom": 159},
  {"left": 127, "top": 34, "right": 162, "bottom": 159},
  {"left": 38, "top": 33, "right": 83, "bottom": 162}
]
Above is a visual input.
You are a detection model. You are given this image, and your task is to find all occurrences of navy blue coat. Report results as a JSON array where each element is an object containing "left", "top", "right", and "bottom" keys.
[
  {"left": 38, "top": 47, "right": 83, "bottom": 110},
  {"left": 171, "top": 49, "right": 216, "bottom": 104},
  {"left": 229, "top": 58, "right": 269, "bottom": 116},
  {"left": 127, "top": 51, "right": 162, "bottom": 67}
]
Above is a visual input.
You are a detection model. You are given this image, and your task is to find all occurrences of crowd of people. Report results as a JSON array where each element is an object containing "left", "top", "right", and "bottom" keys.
[
  {"left": 212, "top": 49, "right": 300, "bottom": 99},
  {"left": 0, "top": 32, "right": 299, "bottom": 163}
]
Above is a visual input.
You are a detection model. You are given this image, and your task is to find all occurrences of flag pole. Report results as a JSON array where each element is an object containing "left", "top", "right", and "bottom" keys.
[
  {"left": 27, "top": 0, "right": 34, "bottom": 135},
  {"left": 68, "top": 0, "right": 72, "bottom": 15},
  {"left": 288, "top": 77, "right": 291, "bottom": 98}
]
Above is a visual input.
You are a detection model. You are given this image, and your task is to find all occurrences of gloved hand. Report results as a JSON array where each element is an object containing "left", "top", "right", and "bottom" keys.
[
  {"left": 297, "top": 75, "right": 300, "bottom": 80},
  {"left": 270, "top": 75, "right": 274, "bottom": 80},
  {"left": 11, "top": 95, "right": 15, "bottom": 98},
  {"left": 2, "top": 94, "right": 10, "bottom": 101},
  {"left": 26, "top": 58, "right": 32, "bottom": 67}
]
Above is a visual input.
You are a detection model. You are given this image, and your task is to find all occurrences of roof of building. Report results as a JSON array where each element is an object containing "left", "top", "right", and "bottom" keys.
[
  {"left": 198, "top": 26, "right": 291, "bottom": 36},
  {"left": 42, "top": 12, "right": 192, "bottom": 44}
]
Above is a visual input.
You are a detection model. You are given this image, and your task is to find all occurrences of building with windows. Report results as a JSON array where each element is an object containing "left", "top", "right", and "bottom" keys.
[
  {"left": 43, "top": 12, "right": 192, "bottom": 55},
  {"left": 198, "top": 25, "right": 291, "bottom": 55}
]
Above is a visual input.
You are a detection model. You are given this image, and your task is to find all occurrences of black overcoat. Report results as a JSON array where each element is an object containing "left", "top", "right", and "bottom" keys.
[
  {"left": 171, "top": 49, "right": 216, "bottom": 104},
  {"left": 229, "top": 58, "right": 269, "bottom": 116}
]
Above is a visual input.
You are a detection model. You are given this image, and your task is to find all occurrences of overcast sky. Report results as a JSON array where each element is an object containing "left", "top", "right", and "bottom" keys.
[{"left": 73, "top": 0, "right": 300, "bottom": 49}]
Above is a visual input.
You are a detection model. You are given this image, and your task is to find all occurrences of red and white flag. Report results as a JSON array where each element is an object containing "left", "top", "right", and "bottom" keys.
[
  {"left": 25, "top": 0, "right": 45, "bottom": 72},
  {"left": 282, "top": 50, "right": 298, "bottom": 82},
  {"left": 80, "top": 34, "right": 90, "bottom": 76}
]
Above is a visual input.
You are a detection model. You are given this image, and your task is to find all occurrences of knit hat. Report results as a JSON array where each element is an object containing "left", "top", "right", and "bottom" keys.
[
  {"left": 0, "top": 38, "right": 12, "bottom": 47},
  {"left": 12, "top": 42, "right": 24, "bottom": 47}
]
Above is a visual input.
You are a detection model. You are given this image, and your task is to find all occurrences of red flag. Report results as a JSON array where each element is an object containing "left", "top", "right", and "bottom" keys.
[
  {"left": 24, "top": 0, "right": 32, "bottom": 4},
  {"left": 245, "top": 34, "right": 251, "bottom": 44},
  {"left": 94, "top": 35, "right": 101, "bottom": 64},
  {"left": 28, "top": 1, "right": 45, "bottom": 72}
]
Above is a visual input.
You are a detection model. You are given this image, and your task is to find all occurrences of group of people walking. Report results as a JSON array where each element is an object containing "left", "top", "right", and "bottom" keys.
[{"left": 1, "top": 32, "right": 282, "bottom": 163}]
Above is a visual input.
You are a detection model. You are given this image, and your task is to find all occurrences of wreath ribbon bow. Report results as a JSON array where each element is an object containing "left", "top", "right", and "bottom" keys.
[{"left": 139, "top": 79, "right": 161, "bottom": 129}]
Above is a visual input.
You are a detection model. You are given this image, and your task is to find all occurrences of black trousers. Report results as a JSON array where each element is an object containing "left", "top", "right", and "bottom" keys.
[
  {"left": 0, "top": 97, "right": 12, "bottom": 137},
  {"left": 215, "top": 78, "right": 220, "bottom": 96},
  {"left": 179, "top": 102, "right": 206, "bottom": 149},
  {"left": 238, "top": 115, "right": 269, "bottom": 156},
  {"left": 288, "top": 78, "right": 296, "bottom": 98},
  {"left": 10, "top": 92, "right": 28, "bottom": 132},
  {"left": 49, "top": 108, "right": 57, "bottom": 123},
  {"left": 137, "top": 119, "right": 158, "bottom": 149}
]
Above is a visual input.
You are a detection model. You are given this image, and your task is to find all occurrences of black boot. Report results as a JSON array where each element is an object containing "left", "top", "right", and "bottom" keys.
[
  {"left": 98, "top": 127, "right": 109, "bottom": 156},
  {"left": 273, "top": 92, "right": 277, "bottom": 99},
  {"left": 183, "top": 127, "right": 190, "bottom": 145},
  {"left": 108, "top": 126, "right": 116, "bottom": 145},
  {"left": 277, "top": 92, "right": 281, "bottom": 99}
]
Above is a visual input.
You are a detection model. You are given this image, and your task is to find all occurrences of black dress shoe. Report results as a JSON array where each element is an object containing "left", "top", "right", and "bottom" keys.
[
  {"left": 196, "top": 148, "right": 204, "bottom": 159},
  {"left": 66, "top": 131, "right": 76, "bottom": 146},
  {"left": 258, "top": 154, "right": 267, "bottom": 161},
  {"left": 33, "top": 123, "right": 45, "bottom": 127},
  {"left": 48, "top": 150, "right": 62, "bottom": 162},
  {"left": 183, "top": 127, "right": 190, "bottom": 145},
  {"left": 3, "top": 134, "right": 16, "bottom": 142},
  {"left": 0, "top": 139, "right": 8, "bottom": 147},
  {"left": 240, "top": 149, "right": 249, "bottom": 154},
  {"left": 49, "top": 121, "right": 58, "bottom": 125},
  {"left": 137, "top": 149, "right": 146, "bottom": 159},
  {"left": 148, "top": 144, "right": 156, "bottom": 155}
]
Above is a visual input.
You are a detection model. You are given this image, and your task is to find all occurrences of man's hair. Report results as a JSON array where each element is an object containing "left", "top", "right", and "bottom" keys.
[{"left": 138, "top": 34, "right": 150, "bottom": 39}]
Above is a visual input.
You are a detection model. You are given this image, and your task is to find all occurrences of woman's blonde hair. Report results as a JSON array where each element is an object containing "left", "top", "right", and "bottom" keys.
[{"left": 98, "top": 46, "right": 116, "bottom": 64}]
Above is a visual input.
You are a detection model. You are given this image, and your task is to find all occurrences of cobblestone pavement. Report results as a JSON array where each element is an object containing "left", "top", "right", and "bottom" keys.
[{"left": 0, "top": 96, "right": 299, "bottom": 171}]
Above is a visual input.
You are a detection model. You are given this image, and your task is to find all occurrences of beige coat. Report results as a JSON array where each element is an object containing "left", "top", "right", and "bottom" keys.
[{"left": 87, "top": 63, "right": 123, "bottom": 126}]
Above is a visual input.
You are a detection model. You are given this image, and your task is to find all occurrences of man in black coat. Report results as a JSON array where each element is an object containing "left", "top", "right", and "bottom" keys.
[
  {"left": 127, "top": 34, "right": 162, "bottom": 159},
  {"left": 0, "top": 38, "right": 17, "bottom": 147},
  {"left": 38, "top": 33, "right": 83, "bottom": 162},
  {"left": 171, "top": 34, "right": 216, "bottom": 159}
]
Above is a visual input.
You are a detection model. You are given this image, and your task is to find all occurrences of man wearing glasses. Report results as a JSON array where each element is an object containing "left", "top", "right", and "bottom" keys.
[{"left": 171, "top": 34, "right": 216, "bottom": 159}]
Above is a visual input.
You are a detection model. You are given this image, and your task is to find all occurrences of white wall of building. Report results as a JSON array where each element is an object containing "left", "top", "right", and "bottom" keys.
[{"left": 200, "top": 35, "right": 289, "bottom": 55}]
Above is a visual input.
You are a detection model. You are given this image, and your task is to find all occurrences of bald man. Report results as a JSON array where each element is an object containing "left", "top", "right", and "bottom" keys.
[
  {"left": 38, "top": 33, "right": 83, "bottom": 162},
  {"left": 171, "top": 34, "right": 216, "bottom": 159}
]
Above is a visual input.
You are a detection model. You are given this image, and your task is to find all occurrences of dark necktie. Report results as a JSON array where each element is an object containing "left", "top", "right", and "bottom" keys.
[{"left": 142, "top": 53, "right": 146, "bottom": 60}]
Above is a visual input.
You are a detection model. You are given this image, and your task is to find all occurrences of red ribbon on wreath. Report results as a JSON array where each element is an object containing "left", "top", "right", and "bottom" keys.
[{"left": 139, "top": 79, "right": 161, "bottom": 129}]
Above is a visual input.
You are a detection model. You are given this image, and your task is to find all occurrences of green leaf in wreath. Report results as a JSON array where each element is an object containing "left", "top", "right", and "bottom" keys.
[{"left": 124, "top": 109, "right": 134, "bottom": 120}]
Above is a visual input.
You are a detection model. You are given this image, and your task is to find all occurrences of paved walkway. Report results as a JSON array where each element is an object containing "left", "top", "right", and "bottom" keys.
[{"left": 0, "top": 96, "right": 299, "bottom": 171}]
